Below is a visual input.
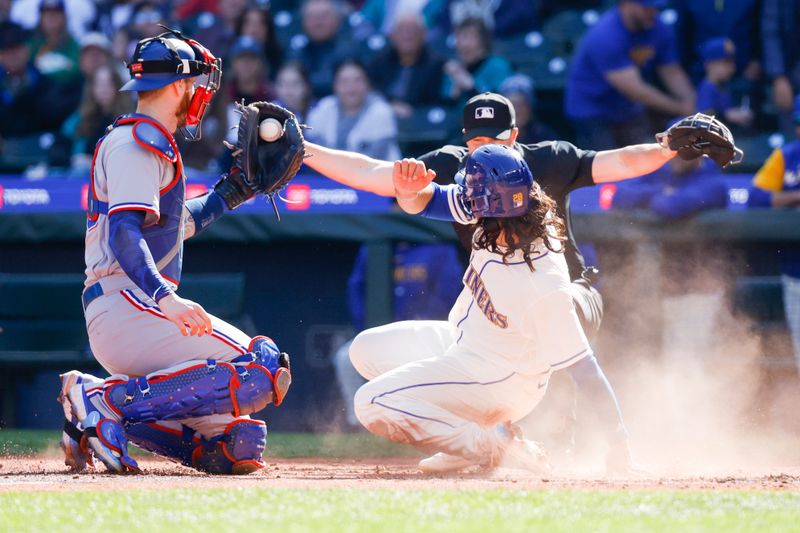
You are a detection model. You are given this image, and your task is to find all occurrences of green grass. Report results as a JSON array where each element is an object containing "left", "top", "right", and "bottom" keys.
[
  {"left": 0, "top": 488, "right": 798, "bottom": 532},
  {"left": 0, "top": 429, "right": 419, "bottom": 458}
]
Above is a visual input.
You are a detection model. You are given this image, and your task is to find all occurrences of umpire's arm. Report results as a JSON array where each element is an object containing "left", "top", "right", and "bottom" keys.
[{"left": 591, "top": 143, "right": 677, "bottom": 184}]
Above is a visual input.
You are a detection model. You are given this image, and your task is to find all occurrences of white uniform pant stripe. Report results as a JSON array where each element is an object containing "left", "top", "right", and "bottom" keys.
[{"left": 354, "top": 351, "right": 548, "bottom": 462}]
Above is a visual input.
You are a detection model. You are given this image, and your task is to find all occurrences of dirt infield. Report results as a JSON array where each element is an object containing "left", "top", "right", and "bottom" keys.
[{"left": 1, "top": 456, "right": 798, "bottom": 492}]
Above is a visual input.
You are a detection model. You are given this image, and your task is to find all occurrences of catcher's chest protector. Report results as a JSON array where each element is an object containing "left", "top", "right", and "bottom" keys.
[{"left": 87, "top": 114, "right": 188, "bottom": 285}]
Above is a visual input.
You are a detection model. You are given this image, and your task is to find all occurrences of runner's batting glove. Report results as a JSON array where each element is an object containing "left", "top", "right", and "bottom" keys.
[{"left": 656, "top": 113, "right": 744, "bottom": 168}]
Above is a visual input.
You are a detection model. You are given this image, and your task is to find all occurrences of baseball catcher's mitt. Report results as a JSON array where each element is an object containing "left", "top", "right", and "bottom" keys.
[
  {"left": 214, "top": 101, "right": 305, "bottom": 215},
  {"left": 655, "top": 113, "right": 743, "bottom": 168}
]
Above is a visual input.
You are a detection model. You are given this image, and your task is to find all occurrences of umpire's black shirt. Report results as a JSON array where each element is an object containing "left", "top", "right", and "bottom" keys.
[{"left": 419, "top": 141, "right": 597, "bottom": 282}]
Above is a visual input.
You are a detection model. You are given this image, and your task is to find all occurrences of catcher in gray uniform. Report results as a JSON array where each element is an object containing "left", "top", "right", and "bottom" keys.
[{"left": 57, "top": 29, "right": 304, "bottom": 475}]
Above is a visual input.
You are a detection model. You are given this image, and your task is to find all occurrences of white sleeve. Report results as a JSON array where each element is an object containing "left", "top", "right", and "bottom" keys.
[{"left": 524, "top": 288, "right": 592, "bottom": 370}]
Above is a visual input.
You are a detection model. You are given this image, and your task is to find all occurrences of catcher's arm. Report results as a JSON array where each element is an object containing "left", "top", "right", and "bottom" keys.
[{"left": 304, "top": 141, "right": 396, "bottom": 196}]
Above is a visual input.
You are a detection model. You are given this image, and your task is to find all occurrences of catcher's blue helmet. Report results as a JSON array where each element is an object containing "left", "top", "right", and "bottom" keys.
[
  {"left": 120, "top": 30, "right": 219, "bottom": 93},
  {"left": 457, "top": 144, "right": 533, "bottom": 218}
]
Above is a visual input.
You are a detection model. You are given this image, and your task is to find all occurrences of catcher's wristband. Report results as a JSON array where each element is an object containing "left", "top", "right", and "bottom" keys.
[{"left": 214, "top": 172, "right": 254, "bottom": 210}]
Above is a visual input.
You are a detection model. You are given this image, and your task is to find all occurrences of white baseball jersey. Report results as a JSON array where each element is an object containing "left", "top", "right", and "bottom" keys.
[{"left": 448, "top": 242, "right": 592, "bottom": 376}]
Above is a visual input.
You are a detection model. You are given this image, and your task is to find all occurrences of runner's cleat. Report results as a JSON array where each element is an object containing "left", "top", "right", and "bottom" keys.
[{"left": 419, "top": 452, "right": 475, "bottom": 474}]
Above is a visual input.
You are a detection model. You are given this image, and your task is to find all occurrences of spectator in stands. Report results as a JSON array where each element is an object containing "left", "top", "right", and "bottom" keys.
[
  {"left": 499, "top": 73, "right": 557, "bottom": 144},
  {"left": 111, "top": 27, "right": 134, "bottom": 80},
  {"left": 441, "top": 17, "right": 513, "bottom": 107},
  {"left": 697, "top": 38, "right": 753, "bottom": 129},
  {"left": 333, "top": 242, "right": 464, "bottom": 427},
  {"left": 565, "top": 0, "right": 695, "bottom": 150},
  {"left": 673, "top": 0, "right": 760, "bottom": 85},
  {"left": 10, "top": 0, "right": 95, "bottom": 39},
  {"left": 748, "top": 95, "right": 800, "bottom": 375},
  {"left": 185, "top": 0, "right": 248, "bottom": 62},
  {"left": 226, "top": 36, "right": 276, "bottom": 103},
  {"left": 612, "top": 153, "right": 727, "bottom": 219},
  {"left": 0, "top": 22, "right": 64, "bottom": 140},
  {"left": 424, "top": 0, "right": 539, "bottom": 42},
  {"left": 28, "top": 0, "right": 80, "bottom": 84},
  {"left": 357, "top": 0, "right": 427, "bottom": 36},
  {"left": 173, "top": 0, "right": 218, "bottom": 22},
  {"left": 217, "top": 36, "right": 277, "bottom": 166},
  {"left": 129, "top": 1, "right": 169, "bottom": 40},
  {"left": 762, "top": 0, "right": 800, "bottom": 138},
  {"left": 288, "top": 0, "right": 359, "bottom": 98},
  {"left": 367, "top": 10, "right": 446, "bottom": 119},
  {"left": 77, "top": 32, "right": 113, "bottom": 80},
  {"left": 235, "top": 4, "right": 284, "bottom": 78},
  {"left": 274, "top": 61, "right": 314, "bottom": 123},
  {"left": 306, "top": 59, "right": 401, "bottom": 160},
  {"left": 60, "top": 64, "right": 133, "bottom": 172},
  {"left": 539, "top": 0, "right": 604, "bottom": 20}
]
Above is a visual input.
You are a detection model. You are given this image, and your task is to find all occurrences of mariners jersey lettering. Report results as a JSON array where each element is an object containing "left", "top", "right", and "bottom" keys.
[
  {"left": 448, "top": 244, "right": 592, "bottom": 376},
  {"left": 463, "top": 265, "right": 508, "bottom": 328},
  {"left": 84, "top": 125, "right": 182, "bottom": 288}
]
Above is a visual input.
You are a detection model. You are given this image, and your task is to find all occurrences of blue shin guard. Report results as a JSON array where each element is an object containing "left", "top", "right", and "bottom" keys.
[
  {"left": 126, "top": 418, "right": 267, "bottom": 474},
  {"left": 103, "top": 337, "right": 291, "bottom": 425},
  {"left": 82, "top": 411, "right": 141, "bottom": 473}
]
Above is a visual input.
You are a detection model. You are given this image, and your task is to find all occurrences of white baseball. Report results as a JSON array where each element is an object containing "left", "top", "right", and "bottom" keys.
[{"left": 259, "top": 118, "right": 283, "bottom": 142}]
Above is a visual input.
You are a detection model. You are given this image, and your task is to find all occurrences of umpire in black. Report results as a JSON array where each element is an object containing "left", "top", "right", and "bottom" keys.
[{"left": 303, "top": 92, "right": 697, "bottom": 475}]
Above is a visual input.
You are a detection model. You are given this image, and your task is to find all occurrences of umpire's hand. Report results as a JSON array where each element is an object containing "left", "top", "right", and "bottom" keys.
[{"left": 158, "top": 293, "right": 214, "bottom": 336}]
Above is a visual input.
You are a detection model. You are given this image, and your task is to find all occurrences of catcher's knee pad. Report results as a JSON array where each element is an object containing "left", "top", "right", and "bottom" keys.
[
  {"left": 82, "top": 411, "right": 141, "bottom": 474},
  {"left": 102, "top": 336, "right": 292, "bottom": 424}
]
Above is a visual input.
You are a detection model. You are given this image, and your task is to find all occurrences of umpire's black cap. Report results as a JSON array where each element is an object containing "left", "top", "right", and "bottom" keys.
[{"left": 463, "top": 92, "right": 516, "bottom": 142}]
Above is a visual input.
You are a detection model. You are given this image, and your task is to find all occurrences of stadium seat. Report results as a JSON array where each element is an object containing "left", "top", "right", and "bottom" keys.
[
  {"left": 518, "top": 56, "right": 570, "bottom": 92},
  {"left": 0, "top": 272, "right": 250, "bottom": 364},
  {"left": 733, "top": 276, "right": 785, "bottom": 323},
  {"left": 396, "top": 105, "right": 460, "bottom": 153},
  {"left": 732, "top": 275, "right": 796, "bottom": 371},
  {"left": 734, "top": 133, "right": 782, "bottom": 173},
  {"left": 493, "top": 32, "right": 553, "bottom": 71},
  {"left": 273, "top": 9, "right": 302, "bottom": 51},
  {"left": 541, "top": 9, "right": 598, "bottom": 56}
]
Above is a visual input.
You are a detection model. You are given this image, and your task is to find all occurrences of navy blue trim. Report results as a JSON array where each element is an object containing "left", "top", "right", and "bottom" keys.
[
  {"left": 369, "top": 372, "right": 517, "bottom": 429},
  {"left": 372, "top": 401, "right": 456, "bottom": 428},
  {"left": 550, "top": 348, "right": 592, "bottom": 369},
  {"left": 372, "top": 372, "right": 516, "bottom": 400},
  {"left": 81, "top": 282, "right": 105, "bottom": 312},
  {"left": 454, "top": 253, "right": 548, "bottom": 343}
]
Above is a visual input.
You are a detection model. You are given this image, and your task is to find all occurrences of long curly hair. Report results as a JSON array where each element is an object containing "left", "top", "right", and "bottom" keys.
[{"left": 472, "top": 182, "right": 566, "bottom": 271}]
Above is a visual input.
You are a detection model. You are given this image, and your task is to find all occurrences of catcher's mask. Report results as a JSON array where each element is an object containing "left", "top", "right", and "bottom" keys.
[
  {"left": 121, "top": 27, "right": 221, "bottom": 140},
  {"left": 456, "top": 144, "right": 533, "bottom": 218}
]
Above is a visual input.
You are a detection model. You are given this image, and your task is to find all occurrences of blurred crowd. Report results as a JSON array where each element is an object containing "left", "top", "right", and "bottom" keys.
[{"left": 0, "top": 0, "right": 793, "bottom": 178}]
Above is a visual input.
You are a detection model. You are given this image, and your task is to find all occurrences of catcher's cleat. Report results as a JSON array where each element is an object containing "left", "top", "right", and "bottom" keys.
[
  {"left": 496, "top": 423, "right": 552, "bottom": 475},
  {"left": 419, "top": 452, "right": 475, "bottom": 474},
  {"left": 57, "top": 371, "right": 96, "bottom": 472}
]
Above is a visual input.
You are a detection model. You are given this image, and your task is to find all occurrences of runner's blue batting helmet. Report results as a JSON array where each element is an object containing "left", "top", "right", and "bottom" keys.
[{"left": 456, "top": 144, "right": 533, "bottom": 218}]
